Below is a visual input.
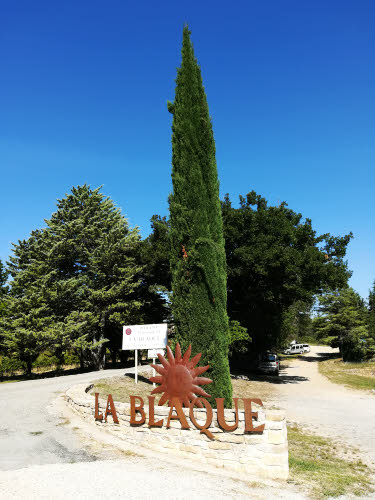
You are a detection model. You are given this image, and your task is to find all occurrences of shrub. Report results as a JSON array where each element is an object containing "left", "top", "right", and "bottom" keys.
[
  {"left": 0, "top": 356, "right": 25, "bottom": 377},
  {"left": 229, "top": 320, "right": 251, "bottom": 357}
]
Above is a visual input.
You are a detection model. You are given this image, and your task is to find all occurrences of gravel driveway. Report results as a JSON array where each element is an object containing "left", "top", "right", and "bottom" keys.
[{"left": 277, "top": 345, "right": 375, "bottom": 466}]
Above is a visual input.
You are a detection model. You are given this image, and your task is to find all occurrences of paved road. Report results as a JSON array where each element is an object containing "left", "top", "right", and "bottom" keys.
[
  {"left": 277, "top": 345, "right": 375, "bottom": 465},
  {"left": 0, "top": 367, "right": 138, "bottom": 471}
]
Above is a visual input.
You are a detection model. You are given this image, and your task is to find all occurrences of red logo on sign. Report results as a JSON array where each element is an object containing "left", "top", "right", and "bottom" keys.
[{"left": 126, "top": 328, "right": 132, "bottom": 335}]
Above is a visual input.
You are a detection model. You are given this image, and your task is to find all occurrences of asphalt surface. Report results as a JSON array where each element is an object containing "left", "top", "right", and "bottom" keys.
[{"left": 0, "top": 366, "right": 137, "bottom": 471}]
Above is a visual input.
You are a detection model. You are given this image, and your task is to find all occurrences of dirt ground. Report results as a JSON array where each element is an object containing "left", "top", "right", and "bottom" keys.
[{"left": 275, "top": 346, "right": 375, "bottom": 467}]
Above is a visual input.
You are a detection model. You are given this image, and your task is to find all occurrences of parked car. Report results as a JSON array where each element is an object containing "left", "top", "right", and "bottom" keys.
[
  {"left": 302, "top": 344, "right": 310, "bottom": 353},
  {"left": 257, "top": 353, "right": 280, "bottom": 375},
  {"left": 283, "top": 343, "right": 305, "bottom": 355}
]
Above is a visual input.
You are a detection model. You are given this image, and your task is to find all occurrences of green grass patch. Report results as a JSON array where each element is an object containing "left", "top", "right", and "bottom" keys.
[
  {"left": 288, "top": 425, "right": 373, "bottom": 498},
  {"left": 319, "top": 357, "right": 375, "bottom": 391}
]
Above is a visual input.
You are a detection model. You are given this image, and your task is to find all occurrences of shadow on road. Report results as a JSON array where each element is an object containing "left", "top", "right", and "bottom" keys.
[
  {"left": 0, "top": 360, "right": 137, "bottom": 384},
  {"left": 298, "top": 352, "right": 340, "bottom": 363},
  {"left": 231, "top": 369, "right": 309, "bottom": 385}
]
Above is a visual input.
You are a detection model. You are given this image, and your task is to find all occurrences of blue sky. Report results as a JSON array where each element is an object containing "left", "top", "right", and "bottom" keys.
[{"left": 1, "top": 0, "right": 374, "bottom": 298}]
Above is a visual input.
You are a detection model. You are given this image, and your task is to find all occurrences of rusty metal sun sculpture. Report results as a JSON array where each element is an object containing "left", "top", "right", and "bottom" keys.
[{"left": 150, "top": 343, "right": 212, "bottom": 408}]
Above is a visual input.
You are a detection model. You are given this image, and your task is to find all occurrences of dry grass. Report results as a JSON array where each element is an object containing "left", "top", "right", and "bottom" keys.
[
  {"left": 319, "top": 357, "right": 375, "bottom": 392},
  {"left": 288, "top": 424, "right": 374, "bottom": 498},
  {"left": 90, "top": 368, "right": 278, "bottom": 409}
]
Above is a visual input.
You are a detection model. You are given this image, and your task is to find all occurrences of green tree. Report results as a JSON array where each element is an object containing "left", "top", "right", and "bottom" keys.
[
  {"left": 368, "top": 281, "right": 375, "bottom": 340},
  {"left": 222, "top": 192, "right": 352, "bottom": 354},
  {"left": 229, "top": 320, "right": 251, "bottom": 359},
  {"left": 0, "top": 259, "right": 8, "bottom": 297},
  {"left": 135, "top": 215, "right": 171, "bottom": 325},
  {"left": 313, "top": 288, "right": 373, "bottom": 361},
  {"left": 281, "top": 300, "right": 314, "bottom": 345},
  {"left": 4, "top": 231, "right": 54, "bottom": 374},
  {"left": 0, "top": 259, "right": 9, "bottom": 358},
  {"left": 168, "top": 26, "right": 232, "bottom": 406},
  {"left": 6, "top": 185, "right": 142, "bottom": 372}
]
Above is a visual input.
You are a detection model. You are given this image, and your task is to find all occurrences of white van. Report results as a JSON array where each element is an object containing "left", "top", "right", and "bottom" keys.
[{"left": 284, "top": 343, "right": 305, "bottom": 355}]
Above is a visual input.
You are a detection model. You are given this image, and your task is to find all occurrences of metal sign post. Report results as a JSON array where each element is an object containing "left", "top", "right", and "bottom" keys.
[{"left": 135, "top": 349, "right": 138, "bottom": 384}]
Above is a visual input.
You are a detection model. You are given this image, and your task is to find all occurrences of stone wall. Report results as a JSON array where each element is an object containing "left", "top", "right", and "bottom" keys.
[{"left": 66, "top": 383, "right": 288, "bottom": 480}]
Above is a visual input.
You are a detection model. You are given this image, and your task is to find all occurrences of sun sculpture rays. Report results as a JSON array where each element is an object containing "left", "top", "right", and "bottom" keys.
[{"left": 150, "top": 343, "right": 212, "bottom": 408}]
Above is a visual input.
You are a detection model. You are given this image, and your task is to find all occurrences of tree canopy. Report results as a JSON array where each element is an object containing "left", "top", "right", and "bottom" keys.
[
  {"left": 313, "top": 288, "right": 374, "bottom": 361},
  {"left": 222, "top": 191, "right": 352, "bottom": 353},
  {"left": 4, "top": 185, "right": 142, "bottom": 372}
]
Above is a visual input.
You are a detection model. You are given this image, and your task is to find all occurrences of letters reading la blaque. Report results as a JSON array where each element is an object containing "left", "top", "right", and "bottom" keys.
[
  {"left": 94, "top": 343, "right": 265, "bottom": 439},
  {"left": 95, "top": 393, "right": 264, "bottom": 439}
]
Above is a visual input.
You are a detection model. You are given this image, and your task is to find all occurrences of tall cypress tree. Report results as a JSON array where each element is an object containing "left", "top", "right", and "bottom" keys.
[{"left": 169, "top": 26, "right": 232, "bottom": 406}]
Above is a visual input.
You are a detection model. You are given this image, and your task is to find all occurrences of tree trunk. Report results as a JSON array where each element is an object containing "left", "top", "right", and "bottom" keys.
[
  {"left": 110, "top": 348, "right": 117, "bottom": 367},
  {"left": 26, "top": 358, "right": 32, "bottom": 376},
  {"left": 79, "top": 350, "right": 85, "bottom": 370}
]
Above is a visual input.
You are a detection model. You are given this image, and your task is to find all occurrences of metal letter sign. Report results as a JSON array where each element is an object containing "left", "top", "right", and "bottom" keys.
[{"left": 95, "top": 342, "right": 265, "bottom": 440}]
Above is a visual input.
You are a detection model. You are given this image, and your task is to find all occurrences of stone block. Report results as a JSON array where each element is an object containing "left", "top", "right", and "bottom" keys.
[
  {"left": 208, "top": 441, "right": 231, "bottom": 450},
  {"left": 162, "top": 441, "right": 180, "bottom": 450},
  {"left": 153, "top": 407, "right": 171, "bottom": 416},
  {"left": 207, "top": 458, "right": 224, "bottom": 468},
  {"left": 266, "top": 411, "right": 284, "bottom": 422},
  {"left": 179, "top": 444, "right": 200, "bottom": 454},
  {"left": 243, "top": 435, "right": 263, "bottom": 445},
  {"left": 209, "top": 427, "right": 223, "bottom": 433},
  {"left": 264, "top": 454, "right": 288, "bottom": 466},
  {"left": 133, "top": 427, "right": 148, "bottom": 433},
  {"left": 217, "top": 434, "right": 244, "bottom": 444},
  {"left": 239, "top": 456, "right": 261, "bottom": 465},
  {"left": 264, "top": 465, "right": 289, "bottom": 481},
  {"left": 166, "top": 428, "right": 181, "bottom": 436},
  {"left": 256, "top": 443, "right": 288, "bottom": 454},
  {"left": 150, "top": 427, "right": 166, "bottom": 434},
  {"left": 267, "top": 430, "right": 285, "bottom": 445},
  {"left": 222, "top": 460, "right": 242, "bottom": 471},
  {"left": 190, "top": 439, "right": 208, "bottom": 448},
  {"left": 168, "top": 420, "right": 186, "bottom": 429},
  {"left": 265, "top": 421, "right": 283, "bottom": 430}
]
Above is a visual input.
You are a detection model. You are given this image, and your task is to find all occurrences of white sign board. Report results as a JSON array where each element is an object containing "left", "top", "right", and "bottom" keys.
[
  {"left": 148, "top": 348, "right": 164, "bottom": 359},
  {"left": 122, "top": 323, "right": 168, "bottom": 350}
]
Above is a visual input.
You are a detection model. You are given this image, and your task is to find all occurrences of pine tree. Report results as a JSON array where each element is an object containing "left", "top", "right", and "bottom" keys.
[
  {"left": 6, "top": 186, "right": 142, "bottom": 372},
  {"left": 368, "top": 281, "right": 375, "bottom": 339},
  {"left": 0, "top": 259, "right": 9, "bottom": 358},
  {"left": 313, "top": 288, "right": 373, "bottom": 361},
  {"left": 5, "top": 231, "right": 54, "bottom": 374},
  {"left": 168, "top": 26, "right": 232, "bottom": 406}
]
